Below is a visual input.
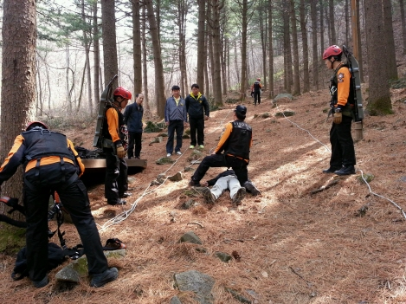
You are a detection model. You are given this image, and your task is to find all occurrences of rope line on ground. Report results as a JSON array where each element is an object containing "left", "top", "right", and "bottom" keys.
[{"left": 275, "top": 102, "right": 406, "bottom": 220}]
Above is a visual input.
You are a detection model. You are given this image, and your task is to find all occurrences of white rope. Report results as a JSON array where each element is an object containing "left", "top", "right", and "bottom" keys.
[
  {"left": 274, "top": 101, "right": 406, "bottom": 220},
  {"left": 99, "top": 105, "right": 234, "bottom": 230}
]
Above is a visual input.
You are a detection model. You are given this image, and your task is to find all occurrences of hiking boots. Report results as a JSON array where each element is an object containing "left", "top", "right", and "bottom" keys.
[
  {"left": 243, "top": 181, "right": 261, "bottom": 196},
  {"left": 202, "top": 187, "right": 215, "bottom": 204},
  {"left": 188, "top": 179, "right": 200, "bottom": 187},
  {"left": 90, "top": 267, "right": 119, "bottom": 288},
  {"left": 232, "top": 187, "right": 246, "bottom": 206},
  {"left": 120, "top": 192, "right": 132, "bottom": 198},
  {"left": 33, "top": 276, "right": 49, "bottom": 288},
  {"left": 334, "top": 166, "right": 355, "bottom": 176},
  {"left": 107, "top": 199, "right": 127, "bottom": 206},
  {"left": 322, "top": 167, "right": 340, "bottom": 174}
]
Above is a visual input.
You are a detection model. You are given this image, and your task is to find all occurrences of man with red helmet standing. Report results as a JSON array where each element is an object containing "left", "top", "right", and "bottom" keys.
[
  {"left": 0, "top": 121, "right": 118, "bottom": 288},
  {"left": 103, "top": 87, "right": 132, "bottom": 205},
  {"left": 322, "top": 45, "right": 356, "bottom": 175},
  {"left": 250, "top": 78, "right": 262, "bottom": 106}
]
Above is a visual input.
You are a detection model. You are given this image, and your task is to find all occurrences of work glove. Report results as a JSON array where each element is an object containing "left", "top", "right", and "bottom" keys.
[
  {"left": 333, "top": 111, "right": 342, "bottom": 124},
  {"left": 116, "top": 144, "right": 126, "bottom": 158}
]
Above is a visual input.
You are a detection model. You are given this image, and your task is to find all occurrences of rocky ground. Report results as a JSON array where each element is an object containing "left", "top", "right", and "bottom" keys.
[{"left": 0, "top": 83, "right": 406, "bottom": 303}]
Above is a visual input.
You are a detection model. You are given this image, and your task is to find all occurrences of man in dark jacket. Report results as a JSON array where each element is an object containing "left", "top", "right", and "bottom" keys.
[
  {"left": 185, "top": 84, "right": 210, "bottom": 149},
  {"left": 124, "top": 93, "right": 144, "bottom": 159},
  {"left": 165, "top": 85, "right": 188, "bottom": 157},
  {"left": 189, "top": 105, "right": 252, "bottom": 186},
  {"left": 102, "top": 87, "right": 131, "bottom": 205},
  {"left": 250, "top": 78, "right": 262, "bottom": 106},
  {"left": 0, "top": 121, "right": 118, "bottom": 288}
]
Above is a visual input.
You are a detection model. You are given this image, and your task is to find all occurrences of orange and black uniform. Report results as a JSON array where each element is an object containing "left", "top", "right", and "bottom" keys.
[
  {"left": 329, "top": 64, "right": 356, "bottom": 169},
  {"left": 191, "top": 120, "right": 252, "bottom": 185},
  {"left": 0, "top": 128, "right": 109, "bottom": 283},
  {"left": 103, "top": 105, "right": 128, "bottom": 204}
]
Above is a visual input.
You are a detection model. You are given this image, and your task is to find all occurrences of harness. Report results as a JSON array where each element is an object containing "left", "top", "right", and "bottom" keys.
[{"left": 329, "top": 63, "right": 355, "bottom": 117}]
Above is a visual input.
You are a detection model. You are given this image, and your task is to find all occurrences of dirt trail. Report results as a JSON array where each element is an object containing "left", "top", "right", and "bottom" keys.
[{"left": 1, "top": 89, "right": 406, "bottom": 303}]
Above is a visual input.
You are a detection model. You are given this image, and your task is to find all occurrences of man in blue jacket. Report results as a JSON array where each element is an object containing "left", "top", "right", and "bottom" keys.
[
  {"left": 185, "top": 84, "right": 210, "bottom": 149},
  {"left": 124, "top": 93, "right": 144, "bottom": 159},
  {"left": 165, "top": 85, "right": 188, "bottom": 157}
]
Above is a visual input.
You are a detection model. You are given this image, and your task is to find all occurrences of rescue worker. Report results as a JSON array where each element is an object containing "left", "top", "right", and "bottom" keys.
[
  {"left": 322, "top": 45, "right": 356, "bottom": 175},
  {"left": 124, "top": 93, "right": 144, "bottom": 159},
  {"left": 103, "top": 87, "right": 132, "bottom": 205},
  {"left": 250, "top": 78, "right": 262, "bottom": 106},
  {"left": 185, "top": 84, "right": 210, "bottom": 149},
  {"left": 189, "top": 105, "right": 252, "bottom": 186},
  {"left": 0, "top": 121, "right": 118, "bottom": 288}
]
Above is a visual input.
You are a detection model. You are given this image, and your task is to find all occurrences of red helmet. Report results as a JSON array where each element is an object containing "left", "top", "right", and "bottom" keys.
[
  {"left": 113, "top": 87, "right": 132, "bottom": 100},
  {"left": 257, "top": 78, "right": 261, "bottom": 81},
  {"left": 26, "top": 121, "right": 48, "bottom": 131},
  {"left": 322, "top": 45, "right": 342, "bottom": 60}
]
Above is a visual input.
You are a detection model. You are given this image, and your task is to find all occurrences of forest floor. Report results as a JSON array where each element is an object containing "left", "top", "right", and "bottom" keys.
[{"left": 1, "top": 82, "right": 406, "bottom": 304}]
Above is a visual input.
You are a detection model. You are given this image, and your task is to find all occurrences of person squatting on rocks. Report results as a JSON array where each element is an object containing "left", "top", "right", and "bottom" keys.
[
  {"left": 103, "top": 86, "right": 132, "bottom": 205},
  {"left": 322, "top": 45, "right": 356, "bottom": 176},
  {"left": 189, "top": 105, "right": 252, "bottom": 187},
  {"left": 185, "top": 83, "right": 210, "bottom": 149},
  {"left": 124, "top": 93, "right": 144, "bottom": 159},
  {"left": 165, "top": 85, "right": 188, "bottom": 157},
  {"left": 251, "top": 78, "right": 262, "bottom": 106},
  {"left": 0, "top": 121, "right": 118, "bottom": 288},
  {"left": 201, "top": 169, "right": 261, "bottom": 206}
]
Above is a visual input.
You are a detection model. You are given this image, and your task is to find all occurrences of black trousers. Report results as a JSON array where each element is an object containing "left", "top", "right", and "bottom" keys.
[
  {"left": 166, "top": 120, "right": 184, "bottom": 154},
  {"left": 330, "top": 115, "right": 356, "bottom": 168},
  {"left": 191, "top": 154, "right": 248, "bottom": 185},
  {"left": 128, "top": 132, "right": 142, "bottom": 158},
  {"left": 253, "top": 91, "right": 261, "bottom": 105},
  {"left": 104, "top": 148, "right": 128, "bottom": 203},
  {"left": 189, "top": 117, "right": 204, "bottom": 146},
  {"left": 24, "top": 163, "right": 108, "bottom": 282}
]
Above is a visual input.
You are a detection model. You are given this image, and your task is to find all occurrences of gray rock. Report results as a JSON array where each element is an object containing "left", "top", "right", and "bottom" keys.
[
  {"left": 400, "top": 176, "right": 406, "bottom": 182},
  {"left": 275, "top": 111, "right": 295, "bottom": 117},
  {"left": 55, "top": 249, "right": 127, "bottom": 283},
  {"left": 156, "top": 157, "right": 175, "bottom": 165},
  {"left": 179, "top": 231, "right": 202, "bottom": 245},
  {"left": 225, "top": 287, "right": 252, "bottom": 303},
  {"left": 157, "top": 174, "right": 166, "bottom": 183},
  {"left": 274, "top": 93, "right": 293, "bottom": 102},
  {"left": 170, "top": 296, "right": 182, "bottom": 304},
  {"left": 184, "top": 166, "right": 194, "bottom": 172},
  {"left": 174, "top": 270, "right": 215, "bottom": 304},
  {"left": 195, "top": 247, "right": 208, "bottom": 253},
  {"left": 181, "top": 199, "right": 195, "bottom": 210},
  {"left": 168, "top": 172, "right": 183, "bottom": 182},
  {"left": 215, "top": 251, "right": 232, "bottom": 263}
]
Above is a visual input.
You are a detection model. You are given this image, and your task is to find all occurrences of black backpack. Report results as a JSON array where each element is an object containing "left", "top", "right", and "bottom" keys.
[{"left": 11, "top": 242, "right": 67, "bottom": 281}]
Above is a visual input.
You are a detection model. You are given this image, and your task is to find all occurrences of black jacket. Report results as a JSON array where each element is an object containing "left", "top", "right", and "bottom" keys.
[{"left": 185, "top": 93, "right": 210, "bottom": 119}]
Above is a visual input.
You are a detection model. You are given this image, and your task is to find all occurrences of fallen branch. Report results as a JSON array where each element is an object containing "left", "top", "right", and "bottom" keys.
[
  {"left": 310, "top": 180, "right": 339, "bottom": 195},
  {"left": 187, "top": 222, "right": 204, "bottom": 228}
]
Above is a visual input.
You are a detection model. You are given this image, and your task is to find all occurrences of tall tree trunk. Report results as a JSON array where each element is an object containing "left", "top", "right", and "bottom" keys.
[
  {"left": 132, "top": 0, "right": 142, "bottom": 94},
  {"left": 211, "top": 0, "right": 223, "bottom": 105},
  {"left": 101, "top": 0, "right": 118, "bottom": 86},
  {"left": 36, "top": 59, "right": 43, "bottom": 116},
  {"left": 93, "top": 0, "right": 101, "bottom": 109},
  {"left": 290, "top": 0, "right": 300, "bottom": 95},
  {"left": 329, "top": 0, "right": 336, "bottom": 43},
  {"left": 400, "top": 0, "right": 406, "bottom": 54},
  {"left": 197, "top": 0, "right": 206, "bottom": 90},
  {"left": 66, "top": 46, "right": 72, "bottom": 113},
  {"left": 283, "top": 1, "right": 292, "bottom": 92},
  {"left": 268, "top": 0, "right": 274, "bottom": 98},
  {"left": 364, "top": 0, "right": 392, "bottom": 115},
  {"left": 234, "top": 39, "right": 240, "bottom": 85},
  {"left": 177, "top": 0, "right": 189, "bottom": 95},
  {"left": 383, "top": 0, "right": 398, "bottom": 80},
  {"left": 345, "top": 0, "right": 349, "bottom": 44},
  {"left": 220, "top": 7, "right": 228, "bottom": 95},
  {"left": 1, "top": 0, "right": 36, "bottom": 217},
  {"left": 207, "top": 1, "right": 214, "bottom": 96},
  {"left": 311, "top": 0, "right": 319, "bottom": 89},
  {"left": 146, "top": 0, "right": 166, "bottom": 117},
  {"left": 142, "top": 3, "right": 149, "bottom": 110},
  {"left": 81, "top": 0, "right": 93, "bottom": 115},
  {"left": 319, "top": 0, "right": 325, "bottom": 58},
  {"left": 299, "top": 0, "right": 309, "bottom": 93},
  {"left": 240, "top": 0, "right": 248, "bottom": 100},
  {"left": 259, "top": 6, "right": 267, "bottom": 90}
]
